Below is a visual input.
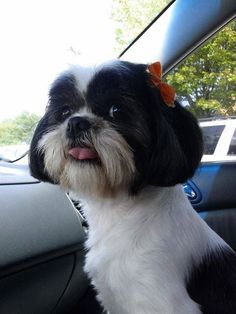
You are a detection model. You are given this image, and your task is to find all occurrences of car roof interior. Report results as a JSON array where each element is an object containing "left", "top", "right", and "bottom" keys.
[{"left": 120, "top": 0, "right": 236, "bottom": 74}]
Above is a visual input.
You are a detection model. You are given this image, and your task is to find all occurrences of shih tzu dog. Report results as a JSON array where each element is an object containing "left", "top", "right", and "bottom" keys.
[{"left": 30, "top": 60, "right": 236, "bottom": 314}]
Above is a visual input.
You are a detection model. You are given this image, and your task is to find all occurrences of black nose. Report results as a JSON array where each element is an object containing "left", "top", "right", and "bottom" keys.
[{"left": 66, "top": 117, "right": 91, "bottom": 138}]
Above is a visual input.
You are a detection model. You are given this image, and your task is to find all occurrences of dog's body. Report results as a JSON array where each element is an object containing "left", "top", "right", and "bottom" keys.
[
  {"left": 30, "top": 60, "right": 236, "bottom": 314},
  {"left": 81, "top": 185, "right": 224, "bottom": 314}
]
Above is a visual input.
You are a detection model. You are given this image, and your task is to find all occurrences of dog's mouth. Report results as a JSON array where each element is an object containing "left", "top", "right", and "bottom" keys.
[{"left": 68, "top": 146, "right": 98, "bottom": 162}]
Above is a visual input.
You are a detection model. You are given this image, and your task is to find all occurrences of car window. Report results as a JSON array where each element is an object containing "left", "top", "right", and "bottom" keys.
[
  {"left": 0, "top": 0, "right": 171, "bottom": 165},
  {"left": 201, "top": 125, "right": 225, "bottom": 155},
  {"left": 166, "top": 19, "right": 236, "bottom": 162},
  {"left": 228, "top": 128, "right": 236, "bottom": 156}
]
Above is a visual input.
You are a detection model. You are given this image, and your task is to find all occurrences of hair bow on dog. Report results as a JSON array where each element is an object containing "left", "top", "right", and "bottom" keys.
[{"left": 148, "top": 61, "right": 176, "bottom": 108}]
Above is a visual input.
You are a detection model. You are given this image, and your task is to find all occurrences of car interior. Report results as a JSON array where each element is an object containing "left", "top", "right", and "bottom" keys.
[{"left": 0, "top": 0, "right": 235, "bottom": 313}]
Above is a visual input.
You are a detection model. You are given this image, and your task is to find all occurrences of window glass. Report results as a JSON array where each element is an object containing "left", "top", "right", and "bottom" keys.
[
  {"left": 166, "top": 20, "right": 236, "bottom": 162},
  {"left": 0, "top": 0, "right": 171, "bottom": 164},
  {"left": 201, "top": 125, "right": 225, "bottom": 155},
  {"left": 228, "top": 128, "right": 236, "bottom": 156}
]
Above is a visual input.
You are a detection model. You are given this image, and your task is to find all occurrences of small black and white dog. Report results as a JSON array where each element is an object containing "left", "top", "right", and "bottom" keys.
[{"left": 30, "top": 60, "right": 236, "bottom": 314}]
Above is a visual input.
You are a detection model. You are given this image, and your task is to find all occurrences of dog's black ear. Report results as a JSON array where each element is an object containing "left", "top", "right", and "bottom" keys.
[
  {"left": 29, "top": 117, "right": 55, "bottom": 184},
  {"left": 146, "top": 90, "right": 203, "bottom": 186}
]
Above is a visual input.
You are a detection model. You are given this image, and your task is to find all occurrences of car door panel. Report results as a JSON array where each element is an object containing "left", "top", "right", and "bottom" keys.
[
  {"left": 188, "top": 162, "right": 236, "bottom": 250},
  {"left": 0, "top": 181, "right": 88, "bottom": 313}
]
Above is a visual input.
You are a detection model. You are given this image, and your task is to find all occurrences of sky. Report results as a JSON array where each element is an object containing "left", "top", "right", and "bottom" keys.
[{"left": 0, "top": 0, "right": 116, "bottom": 121}]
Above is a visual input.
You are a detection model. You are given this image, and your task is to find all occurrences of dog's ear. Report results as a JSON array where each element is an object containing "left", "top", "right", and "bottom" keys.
[
  {"left": 29, "top": 117, "right": 55, "bottom": 184},
  {"left": 146, "top": 89, "right": 203, "bottom": 186}
]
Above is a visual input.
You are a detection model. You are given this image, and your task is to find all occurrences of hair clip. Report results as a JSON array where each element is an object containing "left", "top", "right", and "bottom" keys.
[{"left": 147, "top": 61, "right": 176, "bottom": 108}]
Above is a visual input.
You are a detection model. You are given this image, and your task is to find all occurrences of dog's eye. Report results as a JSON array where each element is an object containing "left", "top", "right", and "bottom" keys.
[
  {"left": 109, "top": 105, "right": 121, "bottom": 118},
  {"left": 61, "top": 105, "right": 72, "bottom": 118}
]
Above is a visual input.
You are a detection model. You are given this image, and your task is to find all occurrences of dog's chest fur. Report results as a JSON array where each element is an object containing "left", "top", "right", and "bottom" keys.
[{"left": 80, "top": 185, "right": 220, "bottom": 314}]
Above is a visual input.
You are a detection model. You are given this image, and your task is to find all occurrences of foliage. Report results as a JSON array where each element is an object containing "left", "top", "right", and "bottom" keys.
[
  {"left": 0, "top": 112, "right": 41, "bottom": 145},
  {"left": 112, "top": 0, "right": 236, "bottom": 118},
  {"left": 112, "top": 0, "right": 171, "bottom": 53},
  {"left": 166, "top": 21, "right": 236, "bottom": 118}
]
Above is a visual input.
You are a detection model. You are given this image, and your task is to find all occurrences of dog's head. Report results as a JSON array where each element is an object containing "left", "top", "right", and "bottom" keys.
[{"left": 29, "top": 60, "right": 203, "bottom": 196}]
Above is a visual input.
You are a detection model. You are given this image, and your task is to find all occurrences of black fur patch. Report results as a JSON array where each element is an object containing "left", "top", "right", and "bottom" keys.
[
  {"left": 48, "top": 74, "right": 85, "bottom": 123},
  {"left": 49, "top": 74, "right": 83, "bottom": 109},
  {"left": 187, "top": 247, "right": 236, "bottom": 314}
]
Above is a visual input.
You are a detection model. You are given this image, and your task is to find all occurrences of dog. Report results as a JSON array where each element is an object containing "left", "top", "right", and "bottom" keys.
[{"left": 30, "top": 60, "right": 236, "bottom": 314}]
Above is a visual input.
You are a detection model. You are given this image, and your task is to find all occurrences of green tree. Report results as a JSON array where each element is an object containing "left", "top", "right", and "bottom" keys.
[
  {"left": 112, "top": 0, "right": 236, "bottom": 118},
  {"left": 112, "top": 0, "right": 171, "bottom": 53},
  {"left": 166, "top": 21, "right": 236, "bottom": 118},
  {"left": 0, "top": 112, "right": 41, "bottom": 145}
]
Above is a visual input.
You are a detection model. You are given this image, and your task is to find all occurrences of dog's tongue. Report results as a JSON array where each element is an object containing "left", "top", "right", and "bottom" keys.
[{"left": 68, "top": 147, "right": 97, "bottom": 160}]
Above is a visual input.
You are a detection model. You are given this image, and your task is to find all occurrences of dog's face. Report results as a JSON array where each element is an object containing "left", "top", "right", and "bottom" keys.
[{"left": 30, "top": 60, "right": 203, "bottom": 197}]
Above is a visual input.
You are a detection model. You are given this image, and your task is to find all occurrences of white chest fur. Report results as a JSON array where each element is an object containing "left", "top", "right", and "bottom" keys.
[{"left": 79, "top": 185, "right": 220, "bottom": 314}]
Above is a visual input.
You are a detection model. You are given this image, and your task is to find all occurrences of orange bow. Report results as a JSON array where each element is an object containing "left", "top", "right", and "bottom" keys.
[{"left": 148, "top": 61, "right": 176, "bottom": 108}]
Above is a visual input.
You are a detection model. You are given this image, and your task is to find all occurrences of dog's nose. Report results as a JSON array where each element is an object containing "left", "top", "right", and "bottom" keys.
[{"left": 66, "top": 117, "right": 91, "bottom": 138}]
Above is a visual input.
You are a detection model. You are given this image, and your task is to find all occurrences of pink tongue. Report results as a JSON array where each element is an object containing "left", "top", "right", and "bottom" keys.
[{"left": 68, "top": 147, "right": 97, "bottom": 160}]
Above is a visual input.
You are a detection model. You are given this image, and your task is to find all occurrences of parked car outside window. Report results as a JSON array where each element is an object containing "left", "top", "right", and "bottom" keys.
[{"left": 200, "top": 118, "right": 236, "bottom": 162}]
